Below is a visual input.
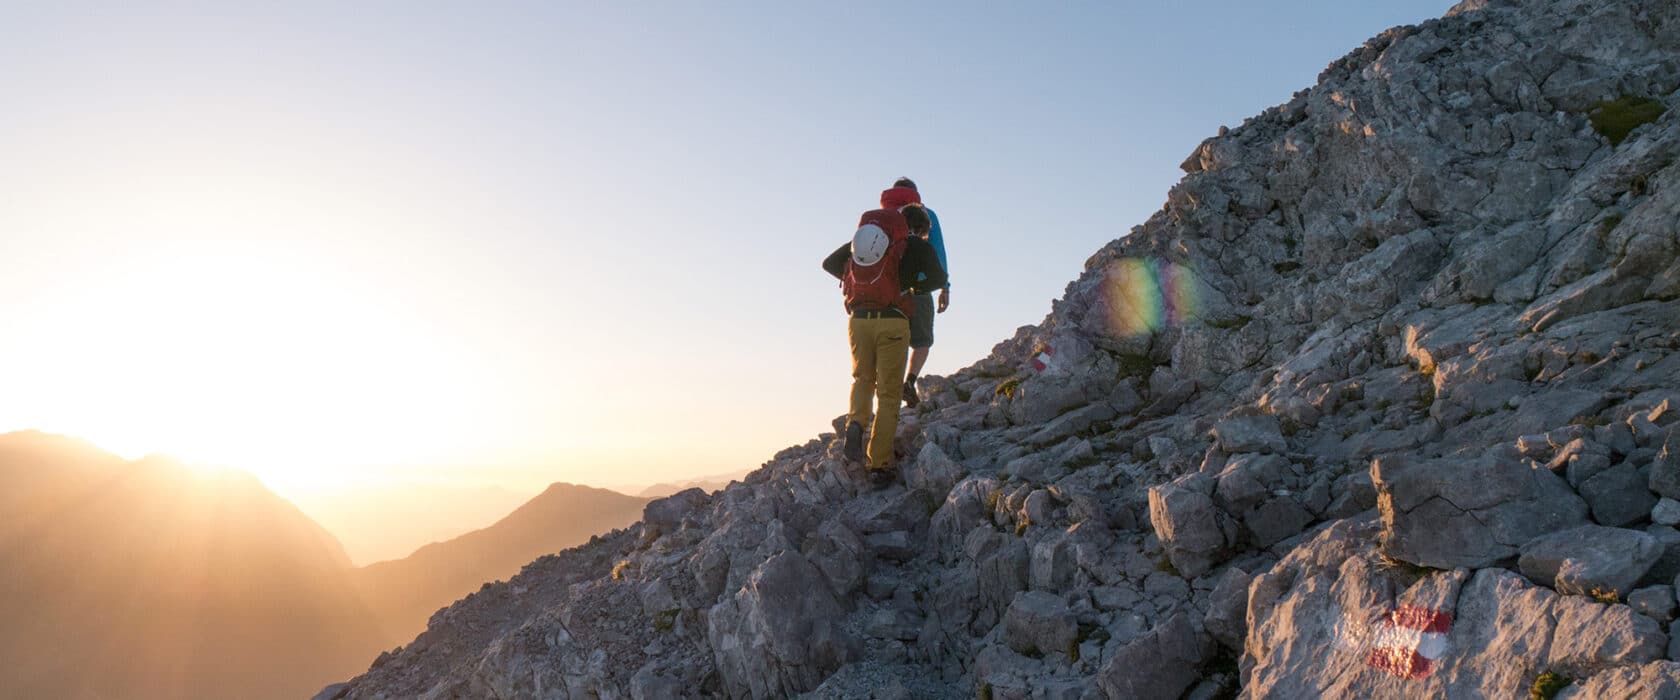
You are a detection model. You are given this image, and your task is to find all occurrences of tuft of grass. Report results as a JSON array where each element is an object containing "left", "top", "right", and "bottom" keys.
[
  {"left": 977, "top": 682, "right": 993, "bottom": 700},
  {"left": 1572, "top": 415, "right": 1612, "bottom": 429},
  {"left": 1588, "top": 96, "right": 1667, "bottom": 146},
  {"left": 1589, "top": 587, "right": 1620, "bottom": 605},
  {"left": 1530, "top": 671, "right": 1572, "bottom": 700},
  {"left": 1206, "top": 314, "right": 1253, "bottom": 330},
  {"left": 984, "top": 488, "right": 1002, "bottom": 514},
  {"left": 611, "top": 559, "right": 633, "bottom": 581},
  {"left": 995, "top": 376, "right": 1025, "bottom": 398},
  {"left": 1015, "top": 520, "right": 1029, "bottom": 537},
  {"left": 653, "top": 609, "right": 679, "bottom": 633},
  {"left": 1155, "top": 556, "right": 1181, "bottom": 577},
  {"left": 1273, "top": 261, "right": 1302, "bottom": 274},
  {"left": 1066, "top": 638, "right": 1081, "bottom": 663}
]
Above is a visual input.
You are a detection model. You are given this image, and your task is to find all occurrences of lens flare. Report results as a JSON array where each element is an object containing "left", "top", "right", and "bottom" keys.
[{"left": 1101, "top": 258, "right": 1202, "bottom": 338}]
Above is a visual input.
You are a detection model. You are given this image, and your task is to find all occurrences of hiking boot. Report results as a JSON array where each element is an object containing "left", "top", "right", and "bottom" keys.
[
  {"left": 843, "top": 421, "right": 865, "bottom": 464},
  {"left": 902, "top": 374, "right": 920, "bottom": 408},
  {"left": 867, "top": 466, "right": 897, "bottom": 490}
]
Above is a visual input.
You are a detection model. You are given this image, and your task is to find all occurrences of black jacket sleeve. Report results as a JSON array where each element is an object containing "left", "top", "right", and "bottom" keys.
[
  {"left": 900, "top": 237, "right": 948, "bottom": 294},
  {"left": 822, "top": 243, "right": 850, "bottom": 280}
]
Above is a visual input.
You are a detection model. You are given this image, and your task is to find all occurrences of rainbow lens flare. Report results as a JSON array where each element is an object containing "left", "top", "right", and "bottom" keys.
[{"left": 1101, "top": 258, "right": 1202, "bottom": 338}]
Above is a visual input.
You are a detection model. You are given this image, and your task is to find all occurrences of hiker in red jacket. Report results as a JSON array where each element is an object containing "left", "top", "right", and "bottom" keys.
[{"left": 822, "top": 203, "right": 947, "bottom": 487}]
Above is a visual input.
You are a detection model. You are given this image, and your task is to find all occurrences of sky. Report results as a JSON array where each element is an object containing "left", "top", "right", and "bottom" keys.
[{"left": 0, "top": 1, "right": 1457, "bottom": 497}]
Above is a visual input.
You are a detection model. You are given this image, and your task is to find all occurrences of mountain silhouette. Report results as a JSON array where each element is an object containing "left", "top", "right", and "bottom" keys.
[
  {"left": 293, "top": 482, "right": 536, "bottom": 565},
  {"left": 355, "top": 481, "right": 648, "bottom": 647},
  {"left": 0, "top": 430, "right": 655, "bottom": 699},
  {"left": 0, "top": 432, "right": 383, "bottom": 700}
]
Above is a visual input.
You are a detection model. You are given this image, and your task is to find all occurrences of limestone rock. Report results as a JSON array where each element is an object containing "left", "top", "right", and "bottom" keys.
[
  {"left": 1095, "top": 612, "right": 1211, "bottom": 700},
  {"left": 1212, "top": 415, "right": 1288, "bottom": 455},
  {"left": 1628, "top": 585, "right": 1677, "bottom": 623},
  {"left": 1579, "top": 462, "right": 1659, "bottom": 528},
  {"left": 1518, "top": 525, "right": 1662, "bottom": 598},
  {"left": 644, "top": 487, "right": 710, "bottom": 539},
  {"left": 1374, "top": 451, "right": 1589, "bottom": 569},
  {"left": 708, "top": 552, "right": 856, "bottom": 698},
  {"left": 1203, "top": 567, "right": 1253, "bottom": 650},
  {"left": 1556, "top": 662, "right": 1680, "bottom": 700},
  {"left": 1149, "top": 473, "right": 1236, "bottom": 578},
  {"left": 1002, "top": 591, "right": 1078, "bottom": 660}
]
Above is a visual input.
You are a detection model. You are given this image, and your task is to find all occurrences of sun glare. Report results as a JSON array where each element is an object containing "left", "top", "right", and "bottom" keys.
[{"left": 11, "top": 247, "right": 499, "bottom": 489}]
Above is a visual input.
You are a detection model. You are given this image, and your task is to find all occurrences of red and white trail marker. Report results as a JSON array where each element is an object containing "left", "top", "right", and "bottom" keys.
[
  {"left": 1363, "top": 606, "right": 1453, "bottom": 680},
  {"left": 1031, "top": 345, "right": 1054, "bottom": 372}
]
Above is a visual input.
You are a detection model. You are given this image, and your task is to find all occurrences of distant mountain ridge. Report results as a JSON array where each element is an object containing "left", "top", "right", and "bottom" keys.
[
  {"left": 293, "top": 482, "right": 537, "bottom": 565},
  {"left": 635, "top": 470, "right": 746, "bottom": 498},
  {"left": 355, "top": 481, "right": 648, "bottom": 646},
  {"left": 0, "top": 431, "right": 652, "bottom": 700}
]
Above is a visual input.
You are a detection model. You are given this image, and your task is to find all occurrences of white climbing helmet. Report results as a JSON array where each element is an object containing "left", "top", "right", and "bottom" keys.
[{"left": 851, "top": 223, "right": 890, "bottom": 266}]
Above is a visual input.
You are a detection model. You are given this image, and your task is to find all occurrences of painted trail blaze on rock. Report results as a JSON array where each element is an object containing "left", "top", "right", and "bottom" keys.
[
  {"left": 1031, "top": 345, "right": 1054, "bottom": 371},
  {"left": 1364, "top": 606, "right": 1452, "bottom": 680}
]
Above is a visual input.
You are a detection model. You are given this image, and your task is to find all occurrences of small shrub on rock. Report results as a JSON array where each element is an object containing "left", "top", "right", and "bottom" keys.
[
  {"left": 1588, "top": 96, "right": 1667, "bottom": 146},
  {"left": 1529, "top": 671, "right": 1571, "bottom": 700}
]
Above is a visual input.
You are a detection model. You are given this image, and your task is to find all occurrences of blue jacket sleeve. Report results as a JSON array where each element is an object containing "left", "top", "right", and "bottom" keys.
[{"left": 926, "top": 207, "right": 949, "bottom": 290}]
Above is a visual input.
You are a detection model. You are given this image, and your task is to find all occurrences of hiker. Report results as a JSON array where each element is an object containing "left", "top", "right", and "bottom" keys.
[
  {"left": 879, "top": 178, "right": 949, "bottom": 408},
  {"left": 823, "top": 203, "right": 947, "bottom": 487}
]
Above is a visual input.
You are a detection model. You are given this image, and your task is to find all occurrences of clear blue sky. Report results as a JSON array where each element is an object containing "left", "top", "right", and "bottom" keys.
[{"left": 0, "top": 1, "right": 1457, "bottom": 492}]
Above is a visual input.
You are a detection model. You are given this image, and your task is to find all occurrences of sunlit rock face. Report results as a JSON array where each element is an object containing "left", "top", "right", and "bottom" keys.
[{"left": 326, "top": 0, "right": 1680, "bottom": 697}]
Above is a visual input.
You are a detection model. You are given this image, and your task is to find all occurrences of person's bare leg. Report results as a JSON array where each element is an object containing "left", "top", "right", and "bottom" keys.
[{"left": 908, "top": 347, "right": 930, "bottom": 378}]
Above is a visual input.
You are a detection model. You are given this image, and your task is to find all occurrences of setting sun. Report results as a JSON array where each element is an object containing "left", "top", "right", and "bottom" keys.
[{"left": 8, "top": 245, "right": 500, "bottom": 487}]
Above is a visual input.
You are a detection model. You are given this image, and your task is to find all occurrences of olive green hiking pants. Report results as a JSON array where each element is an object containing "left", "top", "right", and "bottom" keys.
[{"left": 848, "top": 315, "right": 910, "bottom": 469}]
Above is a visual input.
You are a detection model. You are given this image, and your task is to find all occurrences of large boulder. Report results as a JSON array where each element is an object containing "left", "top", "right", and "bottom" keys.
[
  {"left": 707, "top": 552, "right": 856, "bottom": 698},
  {"left": 1002, "top": 591, "right": 1078, "bottom": 660},
  {"left": 1373, "top": 450, "right": 1589, "bottom": 568},
  {"left": 1095, "top": 612, "right": 1211, "bottom": 700},
  {"left": 1149, "top": 473, "right": 1237, "bottom": 577},
  {"left": 643, "top": 487, "right": 710, "bottom": 539}
]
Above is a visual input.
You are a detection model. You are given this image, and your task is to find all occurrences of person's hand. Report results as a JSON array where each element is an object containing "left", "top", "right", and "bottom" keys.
[{"left": 937, "top": 288, "right": 950, "bottom": 313}]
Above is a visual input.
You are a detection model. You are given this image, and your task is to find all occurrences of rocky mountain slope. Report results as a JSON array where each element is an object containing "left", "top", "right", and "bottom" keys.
[{"left": 324, "top": 0, "right": 1680, "bottom": 697}]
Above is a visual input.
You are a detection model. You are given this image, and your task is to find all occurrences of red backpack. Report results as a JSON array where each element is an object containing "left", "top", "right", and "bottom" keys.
[{"left": 843, "top": 208, "right": 915, "bottom": 319}]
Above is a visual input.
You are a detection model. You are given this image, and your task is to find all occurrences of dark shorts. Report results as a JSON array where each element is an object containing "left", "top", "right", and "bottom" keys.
[{"left": 910, "top": 293, "right": 935, "bottom": 348}]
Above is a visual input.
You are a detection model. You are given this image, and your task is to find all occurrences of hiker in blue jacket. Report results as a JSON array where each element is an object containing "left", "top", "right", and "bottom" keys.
[{"left": 879, "top": 177, "right": 949, "bottom": 408}]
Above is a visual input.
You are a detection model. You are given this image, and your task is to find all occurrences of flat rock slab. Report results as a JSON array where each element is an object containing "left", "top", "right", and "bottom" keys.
[
  {"left": 1374, "top": 451, "right": 1589, "bottom": 569},
  {"left": 1518, "top": 525, "right": 1662, "bottom": 598},
  {"left": 1212, "top": 415, "right": 1288, "bottom": 455}
]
